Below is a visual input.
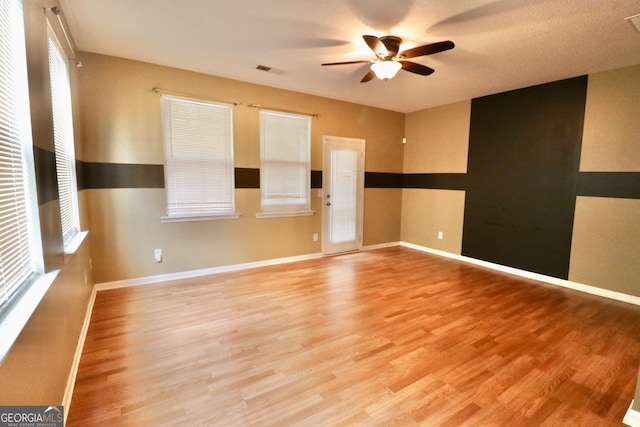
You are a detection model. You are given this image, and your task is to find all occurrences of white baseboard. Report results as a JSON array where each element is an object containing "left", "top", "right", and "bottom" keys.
[
  {"left": 400, "top": 242, "right": 640, "bottom": 307},
  {"left": 62, "top": 286, "right": 97, "bottom": 425},
  {"left": 362, "top": 241, "right": 401, "bottom": 251},
  {"left": 624, "top": 401, "right": 640, "bottom": 427},
  {"left": 95, "top": 252, "right": 324, "bottom": 291}
]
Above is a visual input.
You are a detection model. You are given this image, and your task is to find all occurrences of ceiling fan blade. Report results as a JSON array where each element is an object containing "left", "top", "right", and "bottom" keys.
[
  {"left": 400, "top": 40, "right": 455, "bottom": 59},
  {"left": 363, "top": 35, "right": 387, "bottom": 57},
  {"left": 400, "top": 61, "right": 435, "bottom": 76},
  {"left": 321, "top": 60, "right": 370, "bottom": 66},
  {"left": 360, "top": 70, "right": 375, "bottom": 83}
]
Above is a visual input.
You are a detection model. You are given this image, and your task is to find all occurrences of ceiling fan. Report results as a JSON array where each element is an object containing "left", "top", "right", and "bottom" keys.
[{"left": 322, "top": 35, "right": 454, "bottom": 82}]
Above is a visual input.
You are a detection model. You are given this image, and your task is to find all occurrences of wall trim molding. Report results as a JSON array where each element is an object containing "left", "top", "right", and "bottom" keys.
[
  {"left": 95, "top": 252, "right": 324, "bottom": 291},
  {"left": 62, "top": 286, "right": 97, "bottom": 419},
  {"left": 624, "top": 401, "right": 640, "bottom": 427},
  {"left": 400, "top": 242, "right": 640, "bottom": 306},
  {"left": 362, "top": 241, "right": 401, "bottom": 251}
]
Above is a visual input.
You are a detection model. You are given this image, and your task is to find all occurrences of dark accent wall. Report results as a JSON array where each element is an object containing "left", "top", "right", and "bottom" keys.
[
  {"left": 79, "top": 162, "right": 164, "bottom": 189},
  {"left": 77, "top": 164, "right": 323, "bottom": 190},
  {"left": 78, "top": 162, "right": 640, "bottom": 197},
  {"left": 78, "top": 164, "right": 413, "bottom": 190},
  {"left": 403, "top": 173, "right": 467, "bottom": 190},
  {"left": 311, "top": 170, "right": 322, "bottom": 189},
  {"left": 462, "top": 76, "right": 588, "bottom": 279},
  {"left": 234, "top": 168, "right": 260, "bottom": 188},
  {"left": 577, "top": 172, "right": 640, "bottom": 199},
  {"left": 365, "top": 172, "right": 403, "bottom": 188}
]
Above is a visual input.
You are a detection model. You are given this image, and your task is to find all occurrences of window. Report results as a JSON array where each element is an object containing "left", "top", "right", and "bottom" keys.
[
  {"left": 258, "top": 110, "right": 312, "bottom": 216},
  {"left": 0, "top": 0, "right": 52, "bottom": 360},
  {"left": 160, "top": 95, "right": 238, "bottom": 222},
  {"left": 48, "top": 30, "right": 80, "bottom": 249}
]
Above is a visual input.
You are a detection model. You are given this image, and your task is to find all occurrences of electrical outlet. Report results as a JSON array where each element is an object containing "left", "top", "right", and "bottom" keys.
[
  {"left": 438, "top": 231, "right": 444, "bottom": 240},
  {"left": 154, "top": 248, "right": 162, "bottom": 262},
  {"left": 313, "top": 233, "right": 318, "bottom": 242}
]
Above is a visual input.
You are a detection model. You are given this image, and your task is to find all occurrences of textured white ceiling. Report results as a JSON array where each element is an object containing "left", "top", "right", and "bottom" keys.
[{"left": 59, "top": 0, "right": 640, "bottom": 113}]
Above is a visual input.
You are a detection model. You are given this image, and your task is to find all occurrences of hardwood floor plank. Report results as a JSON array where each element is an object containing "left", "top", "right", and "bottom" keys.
[{"left": 68, "top": 247, "right": 640, "bottom": 426}]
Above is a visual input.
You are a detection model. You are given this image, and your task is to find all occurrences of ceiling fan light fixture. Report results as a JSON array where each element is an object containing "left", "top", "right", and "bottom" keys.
[{"left": 371, "top": 60, "right": 401, "bottom": 80}]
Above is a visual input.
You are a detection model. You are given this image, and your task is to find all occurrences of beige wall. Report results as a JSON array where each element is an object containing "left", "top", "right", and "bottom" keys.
[
  {"left": 0, "top": 0, "right": 93, "bottom": 408},
  {"left": 403, "top": 100, "right": 470, "bottom": 173},
  {"left": 569, "top": 197, "right": 640, "bottom": 296},
  {"left": 364, "top": 189, "right": 403, "bottom": 246},
  {"left": 401, "top": 100, "right": 470, "bottom": 254},
  {"left": 401, "top": 189, "right": 465, "bottom": 254},
  {"left": 634, "top": 371, "right": 640, "bottom": 412},
  {"left": 78, "top": 53, "right": 404, "bottom": 283},
  {"left": 568, "top": 65, "right": 640, "bottom": 297},
  {"left": 580, "top": 64, "right": 640, "bottom": 172}
]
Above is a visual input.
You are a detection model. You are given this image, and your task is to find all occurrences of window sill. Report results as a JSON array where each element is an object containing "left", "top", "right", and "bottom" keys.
[
  {"left": 63, "top": 230, "right": 89, "bottom": 256},
  {"left": 256, "top": 210, "right": 316, "bottom": 219},
  {"left": 0, "top": 270, "right": 59, "bottom": 362},
  {"left": 161, "top": 212, "right": 241, "bottom": 223}
]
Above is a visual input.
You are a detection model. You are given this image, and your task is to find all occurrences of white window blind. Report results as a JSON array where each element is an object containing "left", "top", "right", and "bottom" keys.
[
  {"left": 161, "top": 95, "right": 237, "bottom": 220},
  {"left": 0, "top": 0, "right": 43, "bottom": 308},
  {"left": 48, "top": 30, "right": 80, "bottom": 247},
  {"left": 259, "top": 110, "right": 311, "bottom": 213}
]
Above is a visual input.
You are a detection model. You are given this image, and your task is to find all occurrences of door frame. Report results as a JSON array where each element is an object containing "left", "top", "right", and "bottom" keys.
[{"left": 322, "top": 135, "right": 365, "bottom": 256}]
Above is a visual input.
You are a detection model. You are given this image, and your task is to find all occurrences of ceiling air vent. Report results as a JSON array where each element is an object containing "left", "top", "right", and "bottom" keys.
[
  {"left": 255, "top": 64, "right": 286, "bottom": 75},
  {"left": 626, "top": 13, "right": 640, "bottom": 33}
]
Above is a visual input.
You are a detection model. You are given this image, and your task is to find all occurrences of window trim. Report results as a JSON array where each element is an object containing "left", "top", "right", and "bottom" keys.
[
  {"left": 255, "top": 210, "right": 315, "bottom": 219},
  {"left": 160, "top": 212, "right": 241, "bottom": 223},
  {"left": 0, "top": 271, "right": 58, "bottom": 362}
]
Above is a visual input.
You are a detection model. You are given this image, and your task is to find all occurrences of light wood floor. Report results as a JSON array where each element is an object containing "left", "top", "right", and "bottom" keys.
[{"left": 68, "top": 247, "right": 640, "bottom": 426}]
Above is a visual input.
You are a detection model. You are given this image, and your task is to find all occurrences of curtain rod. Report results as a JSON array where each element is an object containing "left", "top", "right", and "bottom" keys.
[
  {"left": 152, "top": 87, "right": 241, "bottom": 106},
  {"left": 45, "top": 6, "right": 82, "bottom": 67},
  {"left": 247, "top": 104, "right": 320, "bottom": 118}
]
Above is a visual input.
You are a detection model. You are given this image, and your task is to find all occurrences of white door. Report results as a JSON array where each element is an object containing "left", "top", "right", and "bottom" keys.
[{"left": 322, "top": 136, "right": 365, "bottom": 255}]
